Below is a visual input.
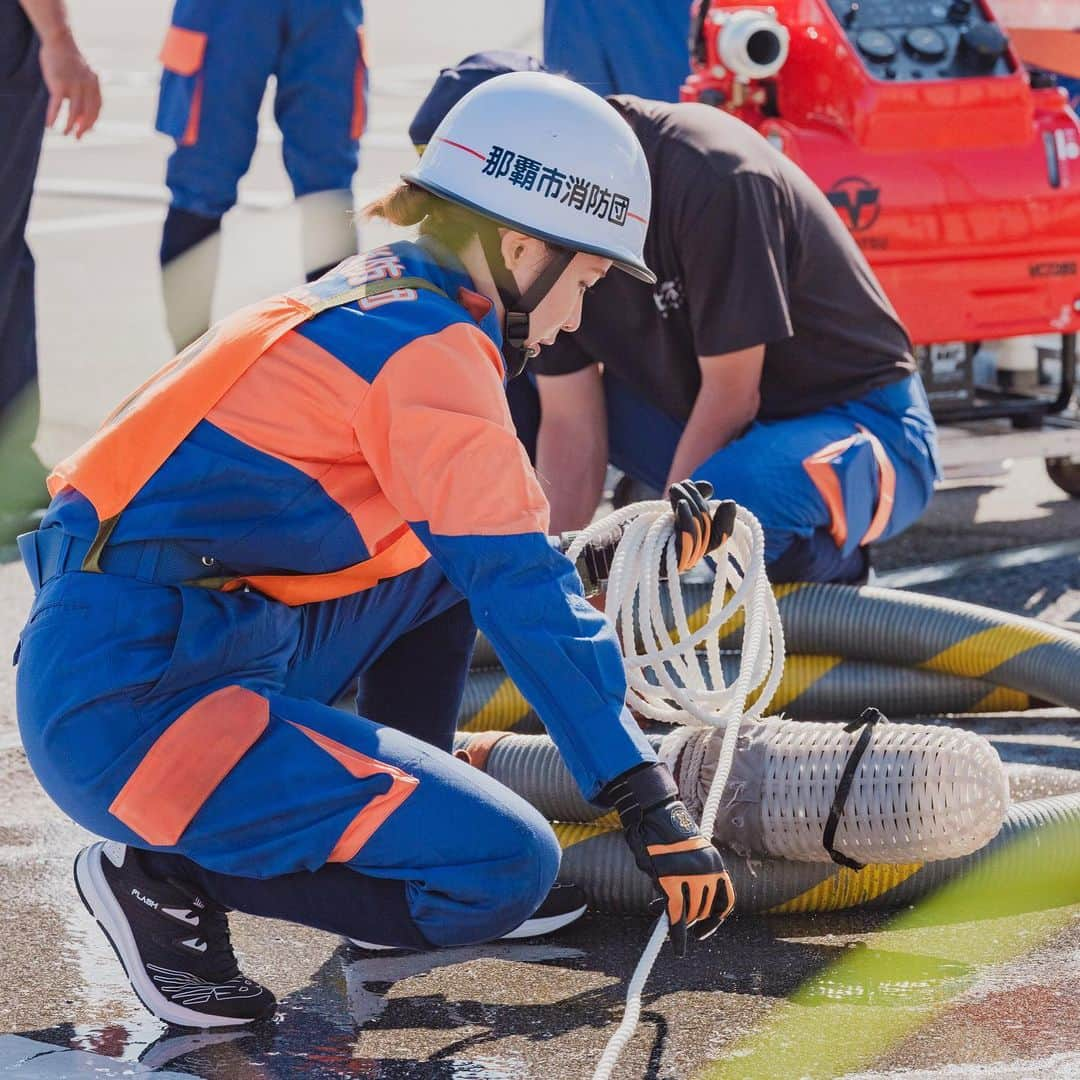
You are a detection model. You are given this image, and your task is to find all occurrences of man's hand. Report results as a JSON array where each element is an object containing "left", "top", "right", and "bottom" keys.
[
  {"left": 38, "top": 29, "right": 101, "bottom": 137},
  {"left": 668, "top": 480, "right": 736, "bottom": 572},
  {"left": 603, "top": 763, "right": 735, "bottom": 956}
]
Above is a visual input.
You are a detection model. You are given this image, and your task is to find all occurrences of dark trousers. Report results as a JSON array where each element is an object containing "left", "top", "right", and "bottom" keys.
[{"left": 0, "top": 6, "right": 47, "bottom": 508}]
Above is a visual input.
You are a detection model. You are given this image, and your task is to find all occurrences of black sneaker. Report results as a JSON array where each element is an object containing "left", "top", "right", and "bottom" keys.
[
  {"left": 347, "top": 882, "right": 588, "bottom": 950},
  {"left": 74, "top": 841, "right": 276, "bottom": 1028}
]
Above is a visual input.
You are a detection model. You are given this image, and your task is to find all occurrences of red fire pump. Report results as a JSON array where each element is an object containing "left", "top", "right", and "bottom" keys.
[{"left": 682, "top": 1, "right": 1080, "bottom": 493}]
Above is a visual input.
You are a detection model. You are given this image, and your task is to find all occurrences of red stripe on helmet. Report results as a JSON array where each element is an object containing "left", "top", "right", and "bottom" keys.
[{"left": 436, "top": 136, "right": 487, "bottom": 161}]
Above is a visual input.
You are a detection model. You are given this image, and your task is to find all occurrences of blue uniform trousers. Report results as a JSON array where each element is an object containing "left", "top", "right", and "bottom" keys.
[
  {"left": 0, "top": 6, "right": 47, "bottom": 501},
  {"left": 604, "top": 373, "right": 940, "bottom": 581},
  {"left": 158, "top": 0, "right": 366, "bottom": 219},
  {"left": 510, "top": 372, "right": 939, "bottom": 582},
  {"left": 543, "top": 0, "right": 692, "bottom": 100},
  {"left": 16, "top": 556, "right": 559, "bottom": 948}
]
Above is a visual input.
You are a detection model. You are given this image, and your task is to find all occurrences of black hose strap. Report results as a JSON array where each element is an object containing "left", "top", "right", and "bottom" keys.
[{"left": 822, "top": 706, "right": 886, "bottom": 871}]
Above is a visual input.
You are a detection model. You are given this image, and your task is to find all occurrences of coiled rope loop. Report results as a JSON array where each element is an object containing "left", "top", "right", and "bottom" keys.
[{"left": 566, "top": 501, "right": 785, "bottom": 1080}]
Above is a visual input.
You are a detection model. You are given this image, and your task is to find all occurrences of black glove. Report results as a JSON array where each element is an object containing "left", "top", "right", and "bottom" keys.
[
  {"left": 560, "top": 528, "right": 624, "bottom": 599},
  {"left": 602, "top": 762, "right": 735, "bottom": 956},
  {"left": 668, "top": 480, "right": 736, "bottom": 573}
]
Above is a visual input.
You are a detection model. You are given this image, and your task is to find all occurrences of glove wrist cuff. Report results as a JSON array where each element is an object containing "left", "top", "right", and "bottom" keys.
[{"left": 599, "top": 762, "right": 679, "bottom": 822}]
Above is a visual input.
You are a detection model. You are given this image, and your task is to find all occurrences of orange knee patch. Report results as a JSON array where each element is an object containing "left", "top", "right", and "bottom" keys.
[
  {"left": 288, "top": 722, "right": 418, "bottom": 862},
  {"left": 110, "top": 685, "right": 269, "bottom": 847}
]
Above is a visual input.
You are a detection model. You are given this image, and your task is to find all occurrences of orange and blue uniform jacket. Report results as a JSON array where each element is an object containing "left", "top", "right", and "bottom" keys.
[
  {"left": 16, "top": 239, "right": 655, "bottom": 947},
  {"left": 34, "top": 239, "right": 653, "bottom": 802}
]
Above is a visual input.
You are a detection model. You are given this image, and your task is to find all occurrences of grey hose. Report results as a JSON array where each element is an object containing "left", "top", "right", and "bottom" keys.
[
  {"left": 453, "top": 732, "right": 1078, "bottom": 826},
  {"left": 676, "top": 583, "right": 1080, "bottom": 708},
  {"left": 454, "top": 730, "right": 1080, "bottom": 915},
  {"left": 468, "top": 583, "right": 1080, "bottom": 710},
  {"left": 459, "top": 657, "right": 1029, "bottom": 731},
  {"left": 553, "top": 794, "right": 1080, "bottom": 916}
]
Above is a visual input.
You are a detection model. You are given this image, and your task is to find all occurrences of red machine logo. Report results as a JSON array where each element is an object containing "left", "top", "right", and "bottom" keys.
[{"left": 827, "top": 176, "right": 881, "bottom": 232}]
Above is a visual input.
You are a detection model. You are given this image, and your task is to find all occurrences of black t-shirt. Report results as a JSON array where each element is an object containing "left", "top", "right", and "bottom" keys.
[{"left": 533, "top": 97, "right": 915, "bottom": 421}]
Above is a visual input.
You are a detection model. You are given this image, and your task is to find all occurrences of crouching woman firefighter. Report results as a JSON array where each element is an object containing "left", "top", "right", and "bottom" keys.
[{"left": 14, "top": 71, "right": 734, "bottom": 1030}]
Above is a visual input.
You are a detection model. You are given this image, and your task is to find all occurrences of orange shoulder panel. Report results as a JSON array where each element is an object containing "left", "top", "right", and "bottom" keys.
[
  {"left": 356, "top": 322, "right": 550, "bottom": 538},
  {"left": 49, "top": 295, "right": 314, "bottom": 522}
]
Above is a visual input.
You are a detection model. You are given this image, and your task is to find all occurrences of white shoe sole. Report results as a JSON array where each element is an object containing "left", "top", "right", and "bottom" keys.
[
  {"left": 74, "top": 842, "right": 258, "bottom": 1029},
  {"left": 499, "top": 902, "right": 587, "bottom": 940},
  {"left": 347, "top": 902, "right": 587, "bottom": 950}
]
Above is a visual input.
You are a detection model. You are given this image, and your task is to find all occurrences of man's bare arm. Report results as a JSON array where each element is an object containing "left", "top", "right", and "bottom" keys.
[
  {"left": 664, "top": 345, "right": 764, "bottom": 489},
  {"left": 535, "top": 367, "right": 609, "bottom": 533}
]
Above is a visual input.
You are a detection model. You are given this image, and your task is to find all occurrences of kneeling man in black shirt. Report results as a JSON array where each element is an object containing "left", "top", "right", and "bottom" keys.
[{"left": 411, "top": 54, "right": 941, "bottom": 582}]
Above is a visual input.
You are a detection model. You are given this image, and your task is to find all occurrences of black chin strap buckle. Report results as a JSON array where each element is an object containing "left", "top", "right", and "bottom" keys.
[
  {"left": 505, "top": 310, "right": 529, "bottom": 348},
  {"left": 503, "top": 311, "right": 531, "bottom": 377}
]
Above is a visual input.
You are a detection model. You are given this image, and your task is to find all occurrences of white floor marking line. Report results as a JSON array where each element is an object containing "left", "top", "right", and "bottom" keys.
[
  {"left": 30, "top": 186, "right": 384, "bottom": 236},
  {"left": 35, "top": 178, "right": 291, "bottom": 210},
  {"left": 44, "top": 121, "right": 411, "bottom": 150},
  {"left": 29, "top": 208, "right": 165, "bottom": 237}
]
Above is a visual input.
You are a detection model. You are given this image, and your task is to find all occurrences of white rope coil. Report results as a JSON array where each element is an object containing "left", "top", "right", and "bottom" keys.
[{"left": 568, "top": 501, "right": 785, "bottom": 1080}]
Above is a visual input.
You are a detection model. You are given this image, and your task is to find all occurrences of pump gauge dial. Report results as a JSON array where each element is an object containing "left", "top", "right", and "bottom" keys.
[
  {"left": 905, "top": 26, "right": 948, "bottom": 61},
  {"left": 857, "top": 29, "right": 896, "bottom": 63}
]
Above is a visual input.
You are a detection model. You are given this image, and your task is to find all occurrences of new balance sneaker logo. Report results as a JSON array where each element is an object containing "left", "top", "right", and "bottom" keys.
[
  {"left": 147, "top": 964, "right": 267, "bottom": 1006},
  {"left": 131, "top": 888, "right": 159, "bottom": 910}
]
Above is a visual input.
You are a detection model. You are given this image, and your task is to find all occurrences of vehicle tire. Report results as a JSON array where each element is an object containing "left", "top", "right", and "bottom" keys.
[{"left": 1045, "top": 456, "right": 1080, "bottom": 497}]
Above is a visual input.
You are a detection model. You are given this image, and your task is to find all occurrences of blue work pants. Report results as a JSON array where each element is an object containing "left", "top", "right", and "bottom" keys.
[
  {"left": 510, "top": 372, "right": 939, "bottom": 583},
  {"left": 16, "top": 557, "right": 559, "bottom": 949},
  {"left": 158, "top": 0, "right": 366, "bottom": 218},
  {"left": 543, "top": 0, "right": 692, "bottom": 100}
]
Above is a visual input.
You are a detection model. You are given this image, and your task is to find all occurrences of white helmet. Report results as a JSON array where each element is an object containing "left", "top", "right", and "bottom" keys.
[{"left": 404, "top": 71, "right": 655, "bottom": 284}]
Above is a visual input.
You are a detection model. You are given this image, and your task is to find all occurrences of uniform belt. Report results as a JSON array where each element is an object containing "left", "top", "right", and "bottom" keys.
[{"left": 18, "top": 526, "right": 216, "bottom": 595}]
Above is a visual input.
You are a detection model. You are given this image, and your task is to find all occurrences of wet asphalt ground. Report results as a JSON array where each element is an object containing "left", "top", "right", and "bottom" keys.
[{"left": 2, "top": 1, "right": 1079, "bottom": 1076}]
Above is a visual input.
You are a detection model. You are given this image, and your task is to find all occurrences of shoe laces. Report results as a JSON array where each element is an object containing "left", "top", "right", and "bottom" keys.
[{"left": 166, "top": 879, "right": 243, "bottom": 984}]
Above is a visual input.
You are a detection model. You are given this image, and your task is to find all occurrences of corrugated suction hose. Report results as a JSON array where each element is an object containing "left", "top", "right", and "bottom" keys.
[
  {"left": 549, "top": 792, "right": 1080, "bottom": 918},
  {"left": 465, "top": 582, "right": 1080, "bottom": 715},
  {"left": 455, "top": 727, "right": 1078, "bottom": 915}
]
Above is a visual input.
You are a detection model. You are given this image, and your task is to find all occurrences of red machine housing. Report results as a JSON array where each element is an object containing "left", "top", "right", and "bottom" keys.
[{"left": 680, "top": 1, "right": 1080, "bottom": 349}]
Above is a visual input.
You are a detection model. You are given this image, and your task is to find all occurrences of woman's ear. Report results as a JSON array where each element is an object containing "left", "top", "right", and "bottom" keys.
[{"left": 499, "top": 229, "right": 547, "bottom": 277}]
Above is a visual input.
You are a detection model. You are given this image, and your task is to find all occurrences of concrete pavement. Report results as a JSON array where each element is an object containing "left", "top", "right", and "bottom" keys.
[{"left": 2, "top": 1, "right": 1078, "bottom": 1076}]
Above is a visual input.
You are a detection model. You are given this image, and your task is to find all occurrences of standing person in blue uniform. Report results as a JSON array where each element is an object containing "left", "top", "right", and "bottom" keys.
[
  {"left": 156, "top": 0, "right": 368, "bottom": 352},
  {"left": 0, "top": 0, "right": 100, "bottom": 539},
  {"left": 544, "top": 0, "right": 692, "bottom": 100},
  {"left": 16, "top": 72, "right": 734, "bottom": 1030},
  {"left": 412, "top": 57, "right": 941, "bottom": 584}
]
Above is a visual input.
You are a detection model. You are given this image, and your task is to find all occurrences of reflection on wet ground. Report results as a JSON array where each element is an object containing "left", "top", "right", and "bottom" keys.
[
  {"left": 2, "top": 569, "right": 1076, "bottom": 1078},
  {"left": 16, "top": 908, "right": 1070, "bottom": 1079},
  {"left": 20, "top": 939, "right": 598, "bottom": 1079},
  {"left": 4, "top": 739, "right": 1077, "bottom": 1076},
  {"left": 798, "top": 948, "right": 974, "bottom": 1008}
]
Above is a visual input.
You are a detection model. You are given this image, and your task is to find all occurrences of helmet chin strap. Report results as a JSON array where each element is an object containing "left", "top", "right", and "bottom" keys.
[{"left": 478, "top": 224, "right": 575, "bottom": 377}]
